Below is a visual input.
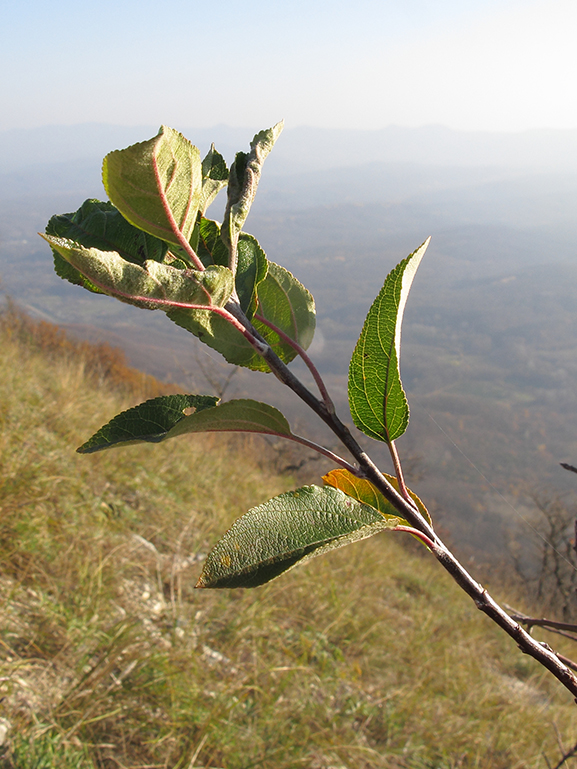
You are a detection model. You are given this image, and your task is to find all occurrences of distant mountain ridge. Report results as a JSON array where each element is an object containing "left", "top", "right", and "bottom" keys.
[{"left": 2, "top": 122, "right": 577, "bottom": 175}]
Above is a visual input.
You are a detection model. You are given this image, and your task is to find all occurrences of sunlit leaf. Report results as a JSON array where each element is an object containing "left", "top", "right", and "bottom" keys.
[
  {"left": 167, "top": 260, "right": 315, "bottom": 372},
  {"left": 197, "top": 218, "right": 268, "bottom": 318},
  {"left": 323, "top": 468, "right": 431, "bottom": 525},
  {"left": 102, "top": 125, "right": 202, "bottom": 247},
  {"left": 45, "top": 198, "right": 173, "bottom": 290},
  {"left": 253, "top": 261, "right": 316, "bottom": 352},
  {"left": 41, "top": 234, "right": 234, "bottom": 311},
  {"left": 196, "top": 484, "right": 399, "bottom": 589},
  {"left": 348, "top": 239, "right": 430, "bottom": 443},
  {"left": 222, "top": 122, "right": 284, "bottom": 269},
  {"left": 78, "top": 396, "right": 292, "bottom": 453}
]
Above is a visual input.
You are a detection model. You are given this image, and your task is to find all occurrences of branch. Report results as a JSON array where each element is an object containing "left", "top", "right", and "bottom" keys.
[
  {"left": 505, "top": 606, "right": 577, "bottom": 646},
  {"left": 254, "top": 313, "right": 335, "bottom": 413},
  {"left": 550, "top": 738, "right": 577, "bottom": 769},
  {"left": 243, "top": 326, "right": 577, "bottom": 699}
]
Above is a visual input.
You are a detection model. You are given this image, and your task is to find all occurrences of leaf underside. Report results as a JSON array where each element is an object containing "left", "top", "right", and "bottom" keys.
[
  {"left": 102, "top": 125, "right": 202, "bottom": 247},
  {"left": 348, "top": 239, "right": 430, "bottom": 443},
  {"left": 197, "top": 484, "right": 402, "bottom": 589},
  {"left": 41, "top": 234, "right": 234, "bottom": 313}
]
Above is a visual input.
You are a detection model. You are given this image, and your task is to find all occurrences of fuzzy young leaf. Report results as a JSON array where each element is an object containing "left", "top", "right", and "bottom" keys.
[
  {"left": 41, "top": 235, "right": 234, "bottom": 311},
  {"left": 323, "top": 468, "right": 431, "bottom": 525},
  {"left": 78, "top": 396, "right": 294, "bottom": 453},
  {"left": 102, "top": 126, "right": 202, "bottom": 247},
  {"left": 222, "top": 122, "right": 284, "bottom": 271},
  {"left": 46, "top": 199, "right": 170, "bottom": 287},
  {"left": 197, "top": 484, "right": 400, "bottom": 588},
  {"left": 348, "top": 239, "right": 430, "bottom": 443},
  {"left": 168, "top": 260, "right": 315, "bottom": 372}
]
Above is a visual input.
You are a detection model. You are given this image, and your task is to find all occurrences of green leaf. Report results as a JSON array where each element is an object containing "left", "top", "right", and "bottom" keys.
[
  {"left": 45, "top": 199, "right": 174, "bottom": 291},
  {"left": 196, "top": 484, "right": 400, "bottom": 589},
  {"left": 78, "top": 396, "right": 293, "bottom": 453},
  {"left": 197, "top": 218, "right": 268, "bottom": 318},
  {"left": 348, "top": 239, "right": 430, "bottom": 443},
  {"left": 236, "top": 234, "right": 269, "bottom": 318},
  {"left": 196, "top": 216, "right": 231, "bottom": 268},
  {"left": 41, "top": 234, "right": 234, "bottom": 312},
  {"left": 78, "top": 394, "right": 218, "bottom": 452},
  {"left": 253, "top": 261, "right": 316, "bottom": 353},
  {"left": 222, "top": 122, "right": 284, "bottom": 270},
  {"left": 46, "top": 199, "right": 168, "bottom": 266},
  {"left": 199, "top": 144, "right": 229, "bottom": 215},
  {"left": 102, "top": 126, "right": 202, "bottom": 247},
  {"left": 323, "top": 468, "right": 431, "bottom": 525},
  {"left": 167, "top": 260, "right": 315, "bottom": 372}
]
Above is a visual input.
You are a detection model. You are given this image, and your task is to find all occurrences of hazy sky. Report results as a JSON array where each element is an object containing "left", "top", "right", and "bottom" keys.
[{"left": 2, "top": 0, "right": 576, "bottom": 133}]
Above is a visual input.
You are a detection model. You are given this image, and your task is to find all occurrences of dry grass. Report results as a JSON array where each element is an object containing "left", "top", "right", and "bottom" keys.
[{"left": 0, "top": 306, "right": 576, "bottom": 768}]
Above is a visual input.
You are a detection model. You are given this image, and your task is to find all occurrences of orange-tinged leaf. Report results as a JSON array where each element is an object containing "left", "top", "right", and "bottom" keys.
[{"left": 322, "top": 468, "right": 431, "bottom": 526}]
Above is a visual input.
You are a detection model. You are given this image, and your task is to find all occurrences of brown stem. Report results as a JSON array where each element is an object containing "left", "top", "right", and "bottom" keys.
[
  {"left": 285, "top": 433, "right": 358, "bottom": 474},
  {"left": 240, "top": 319, "right": 577, "bottom": 699}
]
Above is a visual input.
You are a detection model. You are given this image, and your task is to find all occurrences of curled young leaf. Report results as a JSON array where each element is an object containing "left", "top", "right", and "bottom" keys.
[
  {"left": 197, "top": 484, "right": 400, "bottom": 589},
  {"left": 348, "top": 239, "right": 430, "bottom": 443},
  {"left": 78, "top": 396, "right": 294, "bottom": 453},
  {"left": 222, "top": 121, "right": 284, "bottom": 272},
  {"left": 102, "top": 126, "right": 202, "bottom": 248}
]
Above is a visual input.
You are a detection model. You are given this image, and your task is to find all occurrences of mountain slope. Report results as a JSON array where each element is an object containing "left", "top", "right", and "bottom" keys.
[{"left": 0, "top": 308, "right": 576, "bottom": 768}]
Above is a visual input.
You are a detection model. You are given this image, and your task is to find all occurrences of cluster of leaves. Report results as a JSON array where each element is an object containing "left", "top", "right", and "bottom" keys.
[{"left": 43, "top": 123, "right": 430, "bottom": 589}]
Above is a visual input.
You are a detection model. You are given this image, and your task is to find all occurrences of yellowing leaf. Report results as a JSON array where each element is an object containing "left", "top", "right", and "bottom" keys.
[{"left": 323, "top": 468, "right": 431, "bottom": 525}]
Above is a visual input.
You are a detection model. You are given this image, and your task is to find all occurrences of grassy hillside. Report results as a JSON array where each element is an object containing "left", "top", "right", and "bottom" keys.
[{"left": 0, "top": 308, "right": 576, "bottom": 769}]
